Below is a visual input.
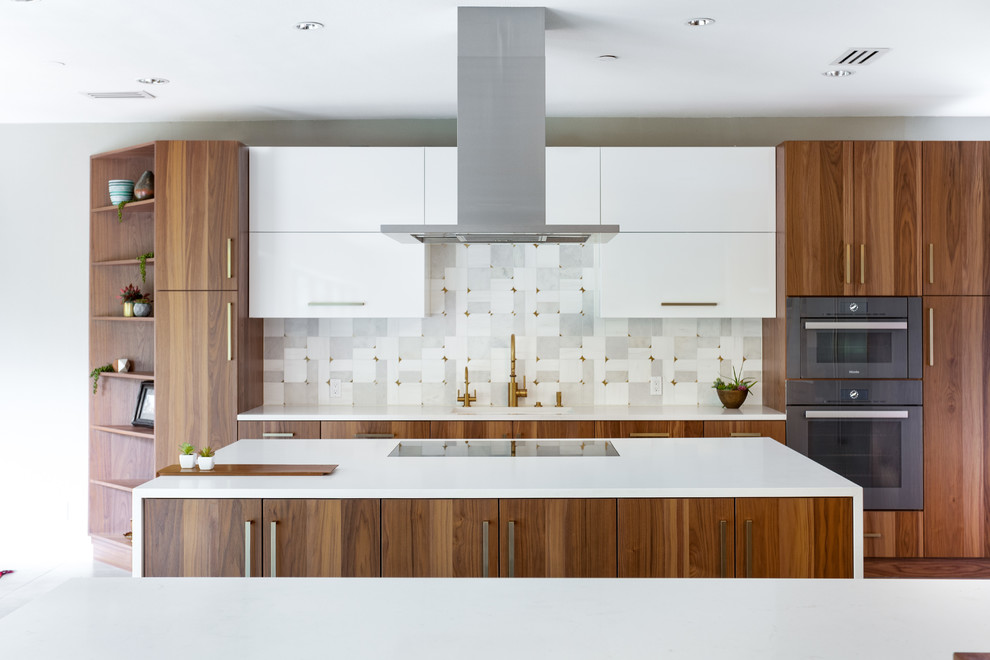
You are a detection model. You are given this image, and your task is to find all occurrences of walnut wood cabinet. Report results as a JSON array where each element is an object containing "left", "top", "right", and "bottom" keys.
[
  {"left": 499, "top": 498, "right": 617, "bottom": 577},
  {"left": 430, "top": 421, "right": 513, "bottom": 439},
  {"left": 781, "top": 141, "right": 921, "bottom": 296},
  {"left": 703, "top": 420, "right": 786, "bottom": 445},
  {"left": 321, "top": 421, "right": 430, "bottom": 439},
  {"left": 923, "top": 296, "right": 990, "bottom": 558},
  {"left": 923, "top": 142, "right": 990, "bottom": 296},
  {"left": 238, "top": 420, "right": 321, "bottom": 440},
  {"left": 595, "top": 420, "right": 704, "bottom": 438},
  {"left": 863, "top": 511, "right": 924, "bottom": 558},
  {"left": 263, "top": 499, "right": 380, "bottom": 577},
  {"left": 381, "top": 499, "right": 499, "bottom": 577}
]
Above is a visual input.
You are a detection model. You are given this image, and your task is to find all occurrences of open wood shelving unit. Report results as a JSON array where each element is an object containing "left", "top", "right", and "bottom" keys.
[{"left": 89, "top": 142, "right": 157, "bottom": 572}]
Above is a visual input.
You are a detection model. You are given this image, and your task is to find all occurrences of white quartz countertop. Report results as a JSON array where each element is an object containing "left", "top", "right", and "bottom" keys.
[
  {"left": 237, "top": 403, "right": 785, "bottom": 421},
  {"left": 4, "top": 577, "right": 989, "bottom": 660}
]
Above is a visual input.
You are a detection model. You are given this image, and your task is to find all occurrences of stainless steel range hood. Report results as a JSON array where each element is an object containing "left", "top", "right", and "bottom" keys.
[{"left": 382, "top": 7, "right": 618, "bottom": 244}]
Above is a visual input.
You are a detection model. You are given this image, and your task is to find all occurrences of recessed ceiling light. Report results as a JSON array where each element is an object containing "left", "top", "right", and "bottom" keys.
[
  {"left": 822, "top": 69, "right": 854, "bottom": 78},
  {"left": 295, "top": 21, "right": 324, "bottom": 30},
  {"left": 686, "top": 18, "right": 716, "bottom": 27},
  {"left": 137, "top": 77, "right": 169, "bottom": 85},
  {"left": 598, "top": 54, "right": 619, "bottom": 62}
]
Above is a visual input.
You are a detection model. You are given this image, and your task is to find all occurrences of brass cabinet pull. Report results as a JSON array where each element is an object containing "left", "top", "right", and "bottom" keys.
[
  {"left": 929, "top": 243, "right": 934, "bottom": 285},
  {"left": 262, "top": 432, "right": 294, "bottom": 438},
  {"left": 661, "top": 302, "right": 717, "bottom": 307},
  {"left": 355, "top": 433, "right": 394, "bottom": 439},
  {"left": 719, "top": 520, "right": 728, "bottom": 578},
  {"left": 508, "top": 521, "right": 515, "bottom": 578},
  {"left": 864, "top": 533, "right": 882, "bottom": 539},
  {"left": 308, "top": 301, "right": 366, "bottom": 307},
  {"left": 482, "top": 520, "right": 490, "bottom": 577},
  {"left": 860, "top": 244, "right": 865, "bottom": 284},
  {"left": 730, "top": 432, "right": 762, "bottom": 437},
  {"left": 744, "top": 519, "right": 753, "bottom": 578},
  {"left": 270, "top": 521, "right": 278, "bottom": 578},
  {"left": 845, "top": 244, "right": 851, "bottom": 284},
  {"left": 630, "top": 432, "right": 669, "bottom": 438},
  {"left": 226, "top": 302, "right": 233, "bottom": 361},
  {"left": 244, "top": 521, "right": 252, "bottom": 578},
  {"left": 929, "top": 307, "right": 934, "bottom": 367},
  {"left": 226, "top": 237, "right": 233, "bottom": 279}
]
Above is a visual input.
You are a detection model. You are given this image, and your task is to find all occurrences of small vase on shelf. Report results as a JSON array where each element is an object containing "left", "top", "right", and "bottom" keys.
[
  {"left": 122, "top": 302, "right": 134, "bottom": 317},
  {"left": 133, "top": 301, "right": 152, "bottom": 317}
]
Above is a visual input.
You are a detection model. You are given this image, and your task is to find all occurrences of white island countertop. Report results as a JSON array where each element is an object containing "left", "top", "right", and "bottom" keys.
[
  {"left": 133, "top": 437, "right": 863, "bottom": 576},
  {"left": 237, "top": 403, "right": 785, "bottom": 421},
  {"left": 4, "top": 577, "right": 989, "bottom": 660}
]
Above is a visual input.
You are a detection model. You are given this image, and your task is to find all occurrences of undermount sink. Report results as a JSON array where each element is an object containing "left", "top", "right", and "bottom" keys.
[{"left": 450, "top": 406, "right": 574, "bottom": 415}]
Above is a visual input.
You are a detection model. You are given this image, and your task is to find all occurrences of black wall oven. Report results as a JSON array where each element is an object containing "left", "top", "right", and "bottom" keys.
[
  {"left": 786, "top": 380, "right": 923, "bottom": 510},
  {"left": 786, "top": 297, "right": 922, "bottom": 379}
]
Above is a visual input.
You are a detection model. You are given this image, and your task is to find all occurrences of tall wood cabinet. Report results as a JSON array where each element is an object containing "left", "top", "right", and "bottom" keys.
[{"left": 782, "top": 141, "right": 921, "bottom": 296}]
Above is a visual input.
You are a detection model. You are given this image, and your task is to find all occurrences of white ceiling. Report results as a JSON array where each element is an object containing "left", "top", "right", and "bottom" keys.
[{"left": 2, "top": 0, "right": 989, "bottom": 124}]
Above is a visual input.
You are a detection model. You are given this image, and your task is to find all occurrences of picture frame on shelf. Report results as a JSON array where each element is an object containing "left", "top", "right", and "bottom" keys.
[{"left": 132, "top": 381, "right": 155, "bottom": 428}]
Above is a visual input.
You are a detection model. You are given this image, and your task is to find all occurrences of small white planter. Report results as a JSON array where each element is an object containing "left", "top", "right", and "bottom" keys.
[
  {"left": 179, "top": 454, "right": 196, "bottom": 469},
  {"left": 198, "top": 455, "right": 216, "bottom": 471}
]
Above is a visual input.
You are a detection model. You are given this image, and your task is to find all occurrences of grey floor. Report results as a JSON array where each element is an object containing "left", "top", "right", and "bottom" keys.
[{"left": 0, "top": 558, "right": 129, "bottom": 619}]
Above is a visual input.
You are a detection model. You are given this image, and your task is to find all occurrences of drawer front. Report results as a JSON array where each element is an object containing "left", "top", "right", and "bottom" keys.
[
  {"left": 596, "top": 420, "right": 704, "bottom": 438},
  {"left": 321, "top": 421, "right": 431, "bottom": 439},
  {"left": 238, "top": 421, "right": 322, "bottom": 440}
]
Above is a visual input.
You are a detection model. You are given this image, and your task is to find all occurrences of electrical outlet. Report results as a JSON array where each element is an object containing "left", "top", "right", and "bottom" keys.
[
  {"left": 329, "top": 379, "right": 342, "bottom": 398},
  {"left": 650, "top": 377, "right": 663, "bottom": 396}
]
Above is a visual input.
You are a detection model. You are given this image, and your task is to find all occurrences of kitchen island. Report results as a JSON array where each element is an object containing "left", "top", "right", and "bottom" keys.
[{"left": 134, "top": 437, "right": 862, "bottom": 578}]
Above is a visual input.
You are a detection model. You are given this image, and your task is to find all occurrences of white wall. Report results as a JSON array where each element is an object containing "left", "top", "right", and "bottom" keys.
[{"left": 2, "top": 115, "right": 989, "bottom": 564}]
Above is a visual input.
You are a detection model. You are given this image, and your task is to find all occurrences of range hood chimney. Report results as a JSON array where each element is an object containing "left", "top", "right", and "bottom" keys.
[{"left": 382, "top": 6, "right": 618, "bottom": 244}]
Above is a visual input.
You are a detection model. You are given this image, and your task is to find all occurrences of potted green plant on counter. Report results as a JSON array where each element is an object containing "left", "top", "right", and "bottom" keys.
[
  {"left": 179, "top": 442, "right": 196, "bottom": 469},
  {"left": 198, "top": 446, "right": 216, "bottom": 471},
  {"left": 712, "top": 367, "right": 757, "bottom": 409}
]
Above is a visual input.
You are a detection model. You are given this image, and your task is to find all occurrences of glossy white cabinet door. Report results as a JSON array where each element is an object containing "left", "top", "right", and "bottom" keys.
[
  {"left": 423, "top": 147, "right": 602, "bottom": 226},
  {"left": 601, "top": 148, "right": 775, "bottom": 232},
  {"left": 598, "top": 233, "right": 776, "bottom": 318},
  {"left": 249, "top": 233, "right": 427, "bottom": 318},
  {"left": 250, "top": 147, "right": 425, "bottom": 232}
]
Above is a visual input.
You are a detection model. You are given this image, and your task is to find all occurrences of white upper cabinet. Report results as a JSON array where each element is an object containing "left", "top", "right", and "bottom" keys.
[
  {"left": 597, "top": 233, "right": 776, "bottom": 318},
  {"left": 601, "top": 148, "right": 775, "bottom": 232},
  {"left": 249, "top": 233, "right": 427, "bottom": 318},
  {"left": 423, "top": 147, "right": 602, "bottom": 226},
  {"left": 250, "top": 147, "right": 425, "bottom": 232}
]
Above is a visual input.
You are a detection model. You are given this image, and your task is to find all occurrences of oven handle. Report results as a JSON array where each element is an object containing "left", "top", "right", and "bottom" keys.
[
  {"left": 803, "top": 321, "right": 908, "bottom": 330},
  {"left": 805, "top": 410, "right": 910, "bottom": 419}
]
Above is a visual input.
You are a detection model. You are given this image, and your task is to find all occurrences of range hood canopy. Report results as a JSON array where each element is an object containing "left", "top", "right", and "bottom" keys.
[{"left": 383, "top": 7, "right": 618, "bottom": 245}]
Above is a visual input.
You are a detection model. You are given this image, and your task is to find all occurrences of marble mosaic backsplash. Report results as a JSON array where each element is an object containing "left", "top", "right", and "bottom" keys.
[{"left": 263, "top": 243, "right": 763, "bottom": 408}]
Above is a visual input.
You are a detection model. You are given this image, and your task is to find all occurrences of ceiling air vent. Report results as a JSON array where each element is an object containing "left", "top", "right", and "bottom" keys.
[
  {"left": 84, "top": 91, "right": 156, "bottom": 99},
  {"left": 830, "top": 48, "right": 890, "bottom": 66}
]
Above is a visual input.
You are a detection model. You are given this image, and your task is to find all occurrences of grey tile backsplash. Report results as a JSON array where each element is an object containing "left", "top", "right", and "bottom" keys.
[{"left": 263, "top": 243, "right": 763, "bottom": 408}]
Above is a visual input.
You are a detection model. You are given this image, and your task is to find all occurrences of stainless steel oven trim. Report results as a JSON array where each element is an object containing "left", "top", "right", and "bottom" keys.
[
  {"left": 804, "top": 321, "right": 908, "bottom": 330},
  {"left": 804, "top": 410, "right": 910, "bottom": 419}
]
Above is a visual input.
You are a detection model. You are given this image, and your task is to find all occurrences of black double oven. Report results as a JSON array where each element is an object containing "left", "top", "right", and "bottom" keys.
[{"left": 785, "top": 297, "right": 923, "bottom": 510}]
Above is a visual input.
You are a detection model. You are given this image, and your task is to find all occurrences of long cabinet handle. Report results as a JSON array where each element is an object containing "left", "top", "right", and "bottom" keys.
[
  {"left": 719, "top": 520, "right": 728, "bottom": 578},
  {"left": 804, "top": 321, "right": 908, "bottom": 330},
  {"left": 482, "top": 520, "right": 489, "bottom": 578},
  {"left": 929, "top": 243, "right": 934, "bottom": 285},
  {"left": 630, "top": 432, "right": 669, "bottom": 438},
  {"left": 226, "top": 237, "right": 233, "bottom": 279},
  {"left": 226, "top": 302, "right": 233, "bottom": 361},
  {"left": 661, "top": 302, "right": 717, "bottom": 307},
  {"left": 744, "top": 519, "right": 753, "bottom": 578},
  {"left": 864, "top": 533, "right": 882, "bottom": 539},
  {"left": 244, "top": 521, "right": 252, "bottom": 578},
  {"left": 805, "top": 410, "right": 909, "bottom": 419},
  {"left": 845, "top": 244, "right": 851, "bottom": 284},
  {"left": 508, "top": 521, "right": 515, "bottom": 578},
  {"left": 730, "top": 432, "right": 762, "bottom": 437},
  {"left": 270, "top": 521, "right": 277, "bottom": 578},
  {"left": 860, "top": 244, "right": 865, "bottom": 284},
  {"left": 262, "top": 432, "right": 295, "bottom": 438},
  {"left": 929, "top": 307, "right": 934, "bottom": 367},
  {"left": 355, "top": 433, "right": 394, "bottom": 439}
]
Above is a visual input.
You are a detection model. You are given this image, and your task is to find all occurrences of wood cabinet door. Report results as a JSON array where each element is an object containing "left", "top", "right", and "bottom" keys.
[
  {"left": 382, "top": 499, "right": 499, "bottom": 577},
  {"left": 237, "top": 421, "right": 321, "bottom": 440},
  {"left": 321, "top": 421, "right": 431, "bottom": 439},
  {"left": 263, "top": 499, "right": 380, "bottom": 577},
  {"left": 431, "top": 421, "right": 513, "bottom": 439},
  {"left": 499, "top": 499, "right": 617, "bottom": 577},
  {"left": 735, "top": 497, "right": 853, "bottom": 578},
  {"left": 923, "top": 296, "right": 990, "bottom": 557},
  {"left": 143, "top": 498, "right": 262, "bottom": 577},
  {"left": 864, "top": 511, "right": 924, "bottom": 558},
  {"left": 703, "top": 421, "right": 786, "bottom": 445},
  {"left": 512, "top": 420, "right": 597, "bottom": 439},
  {"left": 924, "top": 142, "right": 990, "bottom": 295},
  {"left": 852, "top": 141, "right": 922, "bottom": 296},
  {"left": 618, "top": 498, "right": 735, "bottom": 578},
  {"left": 156, "top": 141, "right": 246, "bottom": 291},
  {"left": 596, "top": 420, "right": 704, "bottom": 438},
  {"left": 156, "top": 290, "right": 238, "bottom": 471}
]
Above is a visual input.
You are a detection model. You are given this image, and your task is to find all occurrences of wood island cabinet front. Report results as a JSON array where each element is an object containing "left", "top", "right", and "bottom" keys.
[
  {"left": 382, "top": 499, "right": 499, "bottom": 577},
  {"left": 499, "top": 499, "right": 617, "bottom": 577}
]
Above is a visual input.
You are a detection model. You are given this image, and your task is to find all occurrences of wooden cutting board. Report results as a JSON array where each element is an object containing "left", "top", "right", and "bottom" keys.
[{"left": 158, "top": 464, "right": 337, "bottom": 476}]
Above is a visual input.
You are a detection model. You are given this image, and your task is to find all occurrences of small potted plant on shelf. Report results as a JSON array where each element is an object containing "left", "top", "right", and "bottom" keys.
[
  {"left": 132, "top": 295, "right": 153, "bottom": 318},
  {"left": 198, "top": 446, "right": 216, "bottom": 471},
  {"left": 179, "top": 442, "right": 197, "bottom": 469},
  {"left": 712, "top": 367, "right": 757, "bottom": 409},
  {"left": 118, "top": 283, "right": 143, "bottom": 317}
]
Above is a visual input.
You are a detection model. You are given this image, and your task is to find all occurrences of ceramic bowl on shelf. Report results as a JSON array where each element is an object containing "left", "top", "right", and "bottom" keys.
[{"left": 108, "top": 179, "right": 134, "bottom": 204}]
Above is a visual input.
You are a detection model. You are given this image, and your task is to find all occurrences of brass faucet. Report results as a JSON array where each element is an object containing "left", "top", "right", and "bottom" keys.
[
  {"left": 508, "top": 334, "right": 528, "bottom": 407},
  {"left": 457, "top": 367, "right": 477, "bottom": 407}
]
